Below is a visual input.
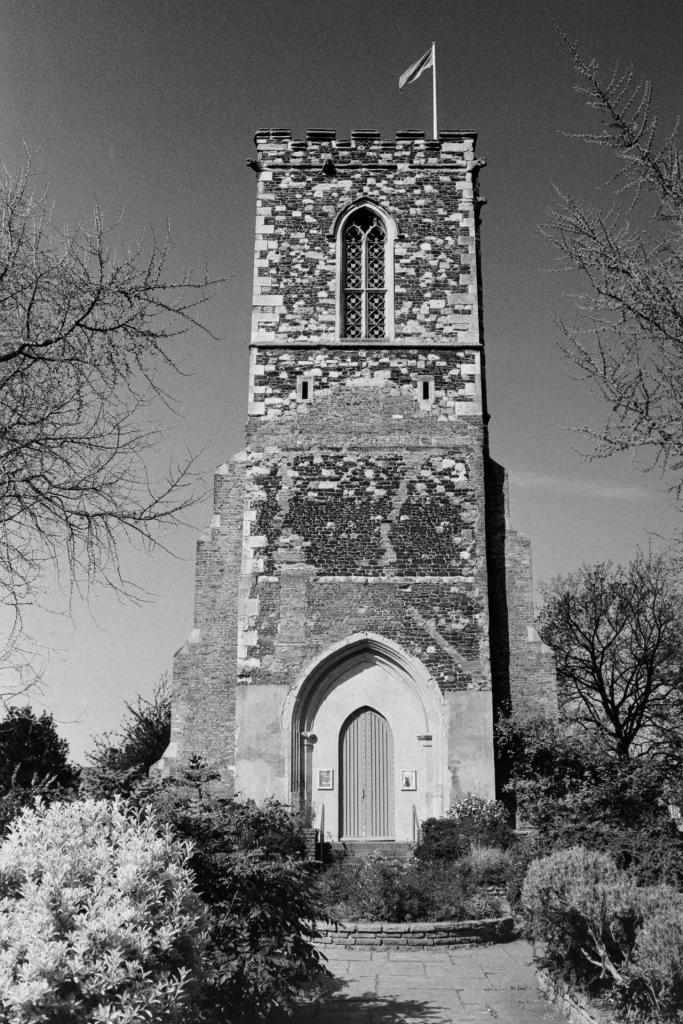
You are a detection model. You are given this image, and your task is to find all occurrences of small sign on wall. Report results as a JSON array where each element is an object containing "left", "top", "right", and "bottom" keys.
[
  {"left": 400, "top": 770, "right": 416, "bottom": 791},
  {"left": 318, "top": 769, "right": 334, "bottom": 790}
]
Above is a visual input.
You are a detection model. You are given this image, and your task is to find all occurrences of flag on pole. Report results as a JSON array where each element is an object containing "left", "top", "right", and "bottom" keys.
[
  {"left": 399, "top": 43, "right": 438, "bottom": 140},
  {"left": 399, "top": 47, "right": 434, "bottom": 90}
]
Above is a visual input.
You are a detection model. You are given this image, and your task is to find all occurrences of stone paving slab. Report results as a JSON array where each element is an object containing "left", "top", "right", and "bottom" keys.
[{"left": 274, "top": 939, "right": 569, "bottom": 1023}]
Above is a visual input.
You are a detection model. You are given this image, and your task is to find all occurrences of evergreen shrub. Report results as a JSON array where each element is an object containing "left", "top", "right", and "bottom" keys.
[
  {"left": 416, "top": 795, "right": 513, "bottom": 861},
  {"left": 0, "top": 798, "right": 206, "bottom": 1024},
  {"left": 142, "top": 762, "right": 329, "bottom": 1020},
  {"left": 0, "top": 707, "right": 79, "bottom": 838},
  {"left": 497, "top": 708, "right": 683, "bottom": 889},
  {"left": 522, "top": 846, "right": 683, "bottom": 1020}
]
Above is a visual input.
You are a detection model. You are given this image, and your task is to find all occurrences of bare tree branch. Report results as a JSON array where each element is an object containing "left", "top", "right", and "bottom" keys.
[
  {"left": 544, "top": 34, "right": 683, "bottom": 495},
  {"left": 0, "top": 156, "right": 221, "bottom": 694}
]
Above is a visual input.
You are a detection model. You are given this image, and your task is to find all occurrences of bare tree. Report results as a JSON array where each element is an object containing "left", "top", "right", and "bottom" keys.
[
  {"left": 537, "top": 551, "right": 683, "bottom": 759},
  {"left": 0, "top": 158, "right": 218, "bottom": 690},
  {"left": 544, "top": 37, "right": 683, "bottom": 493}
]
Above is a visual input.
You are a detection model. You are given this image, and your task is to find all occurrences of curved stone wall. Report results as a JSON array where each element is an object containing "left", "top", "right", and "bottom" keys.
[{"left": 316, "top": 916, "right": 514, "bottom": 948}]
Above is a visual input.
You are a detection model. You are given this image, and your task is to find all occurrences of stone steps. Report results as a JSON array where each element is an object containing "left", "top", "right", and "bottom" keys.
[{"left": 327, "top": 840, "right": 416, "bottom": 864}]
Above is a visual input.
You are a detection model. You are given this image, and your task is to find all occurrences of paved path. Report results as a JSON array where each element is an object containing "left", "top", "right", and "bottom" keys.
[{"left": 286, "top": 940, "right": 569, "bottom": 1023}]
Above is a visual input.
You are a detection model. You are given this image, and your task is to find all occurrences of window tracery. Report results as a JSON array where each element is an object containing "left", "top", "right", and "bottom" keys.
[{"left": 342, "top": 209, "right": 387, "bottom": 339}]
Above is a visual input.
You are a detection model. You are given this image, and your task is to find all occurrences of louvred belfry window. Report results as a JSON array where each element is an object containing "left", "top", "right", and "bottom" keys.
[{"left": 342, "top": 209, "right": 387, "bottom": 338}]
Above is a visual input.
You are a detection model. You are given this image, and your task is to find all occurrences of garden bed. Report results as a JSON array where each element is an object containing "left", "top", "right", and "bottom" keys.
[{"left": 316, "top": 845, "right": 516, "bottom": 924}]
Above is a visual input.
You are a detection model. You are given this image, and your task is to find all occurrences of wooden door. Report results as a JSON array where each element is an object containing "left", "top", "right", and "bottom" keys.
[{"left": 340, "top": 706, "right": 394, "bottom": 839}]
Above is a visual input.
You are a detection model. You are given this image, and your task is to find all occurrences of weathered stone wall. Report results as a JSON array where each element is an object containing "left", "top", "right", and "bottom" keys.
[
  {"left": 486, "top": 459, "right": 557, "bottom": 720},
  {"left": 240, "top": 347, "right": 489, "bottom": 694},
  {"left": 239, "top": 129, "right": 491, "bottom": 711},
  {"left": 250, "top": 128, "right": 481, "bottom": 348},
  {"left": 158, "top": 461, "right": 245, "bottom": 781}
]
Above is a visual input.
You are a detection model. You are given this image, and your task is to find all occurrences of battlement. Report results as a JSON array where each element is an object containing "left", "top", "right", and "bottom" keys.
[{"left": 252, "top": 129, "right": 477, "bottom": 167}]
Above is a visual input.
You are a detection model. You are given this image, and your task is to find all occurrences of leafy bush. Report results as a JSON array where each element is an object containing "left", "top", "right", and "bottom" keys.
[
  {"left": 198, "top": 851, "right": 327, "bottom": 1020},
  {"left": 145, "top": 758, "right": 308, "bottom": 861},
  {"left": 628, "top": 888, "right": 683, "bottom": 1017},
  {"left": 84, "top": 676, "right": 172, "bottom": 798},
  {"left": 503, "top": 837, "right": 537, "bottom": 912},
  {"left": 460, "top": 843, "right": 515, "bottom": 888},
  {"left": 0, "top": 798, "right": 206, "bottom": 1023},
  {"left": 0, "top": 707, "right": 79, "bottom": 837},
  {"left": 317, "top": 854, "right": 505, "bottom": 923},
  {"left": 0, "top": 772, "right": 78, "bottom": 840},
  {"left": 416, "top": 795, "right": 512, "bottom": 861},
  {"left": 142, "top": 761, "right": 328, "bottom": 1020},
  {"left": 522, "top": 846, "right": 640, "bottom": 978},
  {"left": 497, "top": 708, "right": 683, "bottom": 888},
  {"left": 0, "top": 707, "right": 77, "bottom": 793},
  {"left": 522, "top": 846, "right": 683, "bottom": 1020}
]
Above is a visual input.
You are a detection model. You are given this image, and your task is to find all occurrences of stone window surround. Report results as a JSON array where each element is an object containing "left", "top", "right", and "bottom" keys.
[
  {"left": 334, "top": 198, "right": 396, "bottom": 343},
  {"left": 417, "top": 374, "right": 435, "bottom": 407},
  {"left": 297, "top": 375, "right": 314, "bottom": 402}
]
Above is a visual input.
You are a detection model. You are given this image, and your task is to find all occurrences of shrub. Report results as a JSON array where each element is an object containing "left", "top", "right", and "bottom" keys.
[
  {"left": 497, "top": 708, "right": 683, "bottom": 888},
  {"left": 142, "top": 763, "right": 328, "bottom": 1020},
  {"left": 0, "top": 798, "right": 206, "bottom": 1023},
  {"left": 317, "top": 855, "right": 505, "bottom": 923},
  {"left": 84, "top": 676, "right": 172, "bottom": 799},
  {"left": 459, "top": 843, "right": 515, "bottom": 888},
  {"left": 141, "top": 757, "right": 308, "bottom": 860},
  {"left": 0, "top": 707, "right": 77, "bottom": 793},
  {"left": 417, "top": 795, "right": 512, "bottom": 861},
  {"left": 0, "top": 772, "right": 78, "bottom": 840},
  {"left": 199, "top": 851, "right": 327, "bottom": 1020},
  {"left": 522, "top": 846, "right": 683, "bottom": 1020},
  {"left": 628, "top": 887, "right": 683, "bottom": 1018},
  {"left": 503, "top": 837, "right": 537, "bottom": 912},
  {"left": 0, "top": 707, "right": 79, "bottom": 837},
  {"left": 522, "top": 846, "right": 640, "bottom": 981}
]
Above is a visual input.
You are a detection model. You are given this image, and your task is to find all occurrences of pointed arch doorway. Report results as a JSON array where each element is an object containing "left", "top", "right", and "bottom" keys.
[
  {"left": 286, "top": 634, "right": 447, "bottom": 841},
  {"left": 340, "top": 706, "right": 394, "bottom": 839}
]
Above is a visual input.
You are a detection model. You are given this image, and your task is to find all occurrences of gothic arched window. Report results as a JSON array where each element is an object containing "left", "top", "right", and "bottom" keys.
[{"left": 342, "top": 208, "right": 387, "bottom": 339}]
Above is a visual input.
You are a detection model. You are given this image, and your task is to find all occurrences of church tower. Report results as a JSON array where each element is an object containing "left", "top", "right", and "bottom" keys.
[{"left": 159, "top": 129, "right": 557, "bottom": 845}]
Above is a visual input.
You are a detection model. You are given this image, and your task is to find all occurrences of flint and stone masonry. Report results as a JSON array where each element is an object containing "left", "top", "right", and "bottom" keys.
[{"left": 157, "top": 128, "right": 557, "bottom": 844}]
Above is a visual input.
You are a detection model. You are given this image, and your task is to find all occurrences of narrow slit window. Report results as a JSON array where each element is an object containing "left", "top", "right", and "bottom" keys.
[
  {"left": 418, "top": 376, "right": 434, "bottom": 405},
  {"left": 342, "top": 208, "right": 387, "bottom": 339},
  {"left": 297, "top": 376, "right": 313, "bottom": 402}
]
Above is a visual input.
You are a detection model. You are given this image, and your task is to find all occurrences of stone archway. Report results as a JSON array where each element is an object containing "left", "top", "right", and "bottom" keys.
[{"left": 284, "top": 633, "right": 446, "bottom": 842}]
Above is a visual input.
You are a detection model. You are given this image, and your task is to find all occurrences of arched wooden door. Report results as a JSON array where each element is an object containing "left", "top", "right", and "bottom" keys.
[{"left": 340, "top": 707, "right": 394, "bottom": 839}]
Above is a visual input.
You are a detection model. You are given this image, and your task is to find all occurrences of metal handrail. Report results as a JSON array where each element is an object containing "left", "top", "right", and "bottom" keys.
[
  {"left": 412, "top": 804, "right": 420, "bottom": 844},
  {"left": 319, "top": 804, "right": 325, "bottom": 861}
]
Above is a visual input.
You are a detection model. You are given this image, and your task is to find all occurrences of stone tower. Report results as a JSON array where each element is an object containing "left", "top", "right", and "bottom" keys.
[{"left": 158, "top": 128, "right": 556, "bottom": 845}]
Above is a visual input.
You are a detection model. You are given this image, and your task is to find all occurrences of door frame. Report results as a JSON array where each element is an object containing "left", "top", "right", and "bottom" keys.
[{"left": 284, "top": 633, "right": 447, "bottom": 836}]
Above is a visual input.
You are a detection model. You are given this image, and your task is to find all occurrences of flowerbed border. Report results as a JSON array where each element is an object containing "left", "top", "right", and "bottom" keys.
[
  {"left": 536, "top": 967, "right": 616, "bottom": 1024},
  {"left": 315, "top": 915, "right": 514, "bottom": 948}
]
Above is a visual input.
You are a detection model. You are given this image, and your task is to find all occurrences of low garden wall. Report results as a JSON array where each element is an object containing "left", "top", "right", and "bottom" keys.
[
  {"left": 537, "top": 968, "right": 615, "bottom": 1024},
  {"left": 316, "top": 916, "right": 514, "bottom": 948}
]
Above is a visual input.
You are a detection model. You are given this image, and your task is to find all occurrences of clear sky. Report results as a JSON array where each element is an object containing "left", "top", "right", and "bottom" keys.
[{"left": 0, "top": 0, "right": 681, "bottom": 762}]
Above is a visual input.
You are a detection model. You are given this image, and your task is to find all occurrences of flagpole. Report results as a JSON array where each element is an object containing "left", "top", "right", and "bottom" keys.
[{"left": 432, "top": 42, "right": 437, "bottom": 140}]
